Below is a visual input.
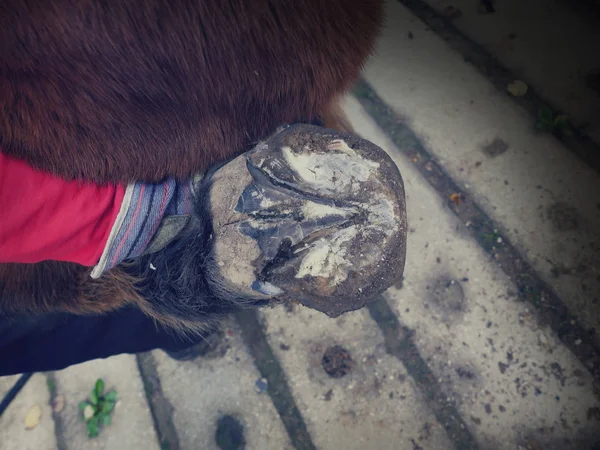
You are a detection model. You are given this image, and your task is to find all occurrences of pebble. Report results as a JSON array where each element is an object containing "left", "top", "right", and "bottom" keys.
[
  {"left": 255, "top": 377, "right": 269, "bottom": 394},
  {"left": 53, "top": 395, "right": 65, "bottom": 413},
  {"left": 24, "top": 405, "right": 42, "bottom": 429}
]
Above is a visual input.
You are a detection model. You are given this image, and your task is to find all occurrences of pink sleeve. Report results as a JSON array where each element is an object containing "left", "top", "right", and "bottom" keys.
[{"left": 0, "top": 151, "right": 126, "bottom": 266}]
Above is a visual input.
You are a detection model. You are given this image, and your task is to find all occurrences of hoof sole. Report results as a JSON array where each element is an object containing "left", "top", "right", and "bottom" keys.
[{"left": 208, "top": 124, "right": 407, "bottom": 317}]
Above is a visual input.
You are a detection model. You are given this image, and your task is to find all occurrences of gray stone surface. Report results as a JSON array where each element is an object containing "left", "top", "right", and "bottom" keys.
[
  {"left": 0, "top": 374, "right": 58, "bottom": 450},
  {"left": 52, "top": 354, "right": 160, "bottom": 450},
  {"left": 260, "top": 305, "right": 453, "bottom": 450},
  {"left": 152, "top": 317, "right": 292, "bottom": 450},
  {"left": 362, "top": 0, "right": 600, "bottom": 347},
  {"left": 424, "top": 0, "right": 600, "bottom": 145},
  {"left": 342, "top": 94, "right": 600, "bottom": 449}
]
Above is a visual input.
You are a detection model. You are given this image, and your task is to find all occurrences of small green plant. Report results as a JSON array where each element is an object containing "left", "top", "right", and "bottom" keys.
[
  {"left": 46, "top": 378, "right": 56, "bottom": 395},
  {"left": 78, "top": 379, "right": 117, "bottom": 438},
  {"left": 482, "top": 229, "right": 502, "bottom": 246},
  {"left": 536, "top": 105, "right": 572, "bottom": 137}
]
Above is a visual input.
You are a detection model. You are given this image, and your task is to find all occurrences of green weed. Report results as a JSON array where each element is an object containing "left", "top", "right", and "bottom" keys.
[{"left": 78, "top": 379, "right": 117, "bottom": 438}]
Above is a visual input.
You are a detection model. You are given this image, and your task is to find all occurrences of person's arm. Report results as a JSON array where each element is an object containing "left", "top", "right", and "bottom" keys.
[
  {"left": 0, "top": 151, "right": 125, "bottom": 266},
  {"left": 0, "top": 151, "right": 196, "bottom": 277}
]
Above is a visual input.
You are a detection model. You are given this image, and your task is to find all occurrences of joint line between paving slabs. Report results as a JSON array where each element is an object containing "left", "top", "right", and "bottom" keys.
[
  {"left": 353, "top": 78, "right": 600, "bottom": 384},
  {"left": 46, "top": 372, "right": 68, "bottom": 450},
  {"left": 368, "top": 297, "right": 480, "bottom": 450},
  {"left": 235, "top": 309, "right": 317, "bottom": 450},
  {"left": 136, "top": 352, "right": 182, "bottom": 450},
  {"left": 394, "top": 0, "right": 600, "bottom": 175}
]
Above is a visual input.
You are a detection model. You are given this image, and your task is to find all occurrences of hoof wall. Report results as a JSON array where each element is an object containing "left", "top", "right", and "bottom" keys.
[{"left": 208, "top": 124, "right": 407, "bottom": 317}]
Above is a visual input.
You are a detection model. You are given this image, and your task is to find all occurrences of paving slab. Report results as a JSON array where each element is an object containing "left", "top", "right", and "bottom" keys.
[
  {"left": 0, "top": 374, "right": 19, "bottom": 403},
  {"left": 422, "top": 0, "right": 600, "bottom": 145},
  {"left": 152, "top": 317, "right": 293, "bottom": 450},
  {"left": 0, "top": 373, "right": 58, "bottom": 450},
  {"left": 361, "top": 0, "right": 600, "bottom": 347},
  {"left": 342, "top": 94, "right": 600, "bottom": 449},
  {"left": 259, "top": 304, "right": 453, "bottom": 450},
  {"left": 52, "top": 354, "right": 160, "bottom": 450}
]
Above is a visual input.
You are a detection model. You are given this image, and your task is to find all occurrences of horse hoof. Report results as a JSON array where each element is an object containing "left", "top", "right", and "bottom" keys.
[{"left": 207, "top": 124, "right": 407, "bottom": 317}]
